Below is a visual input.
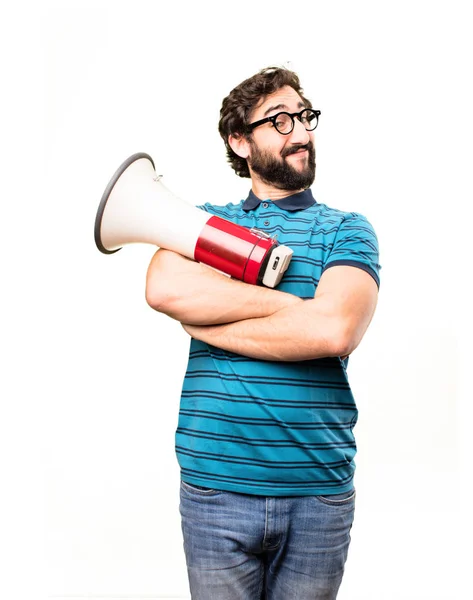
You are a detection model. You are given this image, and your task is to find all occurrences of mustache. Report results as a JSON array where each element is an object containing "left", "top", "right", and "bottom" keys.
[{"left": 281, "top": 141, "right": 314, "bottom": 158}]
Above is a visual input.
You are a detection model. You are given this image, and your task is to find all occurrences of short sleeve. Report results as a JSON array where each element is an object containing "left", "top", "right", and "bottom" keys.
[{"left": 322, "top": 212, "right": 381, "bottom": 288}]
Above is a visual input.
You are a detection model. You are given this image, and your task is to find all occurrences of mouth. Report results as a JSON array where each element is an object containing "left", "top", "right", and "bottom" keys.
[
  {"left": 283, "top": 144, "right": 311, "bottom": 159},
  {"left": 286, "top": 148, "right": 308, "bottom": 160}
]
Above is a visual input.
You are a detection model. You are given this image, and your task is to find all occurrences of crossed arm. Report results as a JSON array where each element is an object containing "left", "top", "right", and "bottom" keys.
[{"left": 145, "top": 249, "right": 378, "bottom": 362}]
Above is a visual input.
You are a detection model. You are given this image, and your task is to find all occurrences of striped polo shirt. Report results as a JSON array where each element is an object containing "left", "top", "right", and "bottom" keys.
[{"left": 176, "top": 188, "right": 380, "bottom": 496}]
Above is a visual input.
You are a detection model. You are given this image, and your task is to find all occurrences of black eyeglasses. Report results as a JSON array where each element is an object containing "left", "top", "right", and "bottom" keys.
[{"left": 245, "top": 108, "right": 321, "bottom": 136}]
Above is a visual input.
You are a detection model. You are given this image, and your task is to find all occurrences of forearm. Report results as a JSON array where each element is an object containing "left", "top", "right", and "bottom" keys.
[
  {"left": 145, "top": 249, "right": 302, "bottom": 325},
  {"left": 182, "top": 266, "right": 379, "bottom": 361},
  {"left": 182, "top": 299, "right": 344, "bottom": 361}
]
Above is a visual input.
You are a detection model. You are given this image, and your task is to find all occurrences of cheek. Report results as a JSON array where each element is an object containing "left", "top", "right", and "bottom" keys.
[{"left": 252, "top": 130, "right": 285, "bottom": 155}]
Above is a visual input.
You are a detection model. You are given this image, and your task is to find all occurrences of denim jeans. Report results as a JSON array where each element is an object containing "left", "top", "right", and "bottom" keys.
[{"left": 179, "top": 481, "right": 355, "bottom": 600}]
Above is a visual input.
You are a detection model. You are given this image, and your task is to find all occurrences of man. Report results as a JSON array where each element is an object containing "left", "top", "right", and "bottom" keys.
[{"left": 146, "top": 67, "right": 380, "bottom": 599}]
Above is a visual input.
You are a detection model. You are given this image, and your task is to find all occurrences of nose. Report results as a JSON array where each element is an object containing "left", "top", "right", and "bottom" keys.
[{"left": 289, "top": 116, "right": 311, "bottom": 145}]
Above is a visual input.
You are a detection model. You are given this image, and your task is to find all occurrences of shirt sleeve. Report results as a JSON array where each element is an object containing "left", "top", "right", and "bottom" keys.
[{"left": 322, "top": 212, "right": 381, "bottom": 288}]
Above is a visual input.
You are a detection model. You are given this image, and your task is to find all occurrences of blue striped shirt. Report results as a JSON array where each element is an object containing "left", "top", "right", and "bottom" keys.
[{"left": 177, "top": 189, "right": 380, "bottom": 496}]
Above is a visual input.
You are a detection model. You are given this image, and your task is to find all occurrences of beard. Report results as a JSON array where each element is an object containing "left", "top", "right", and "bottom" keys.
[{"left": 248, "top": 139, "right": 316, "bottom": 191}]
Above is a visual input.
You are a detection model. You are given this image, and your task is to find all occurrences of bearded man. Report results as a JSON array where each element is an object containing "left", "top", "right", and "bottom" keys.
[{"left": 146, "top": 66, "right": 380, "bottom": 600}]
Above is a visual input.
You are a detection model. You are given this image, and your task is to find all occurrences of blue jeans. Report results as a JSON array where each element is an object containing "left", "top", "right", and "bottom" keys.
[{"left": 179, "top": 481, "right": 355, "bottom": 599}]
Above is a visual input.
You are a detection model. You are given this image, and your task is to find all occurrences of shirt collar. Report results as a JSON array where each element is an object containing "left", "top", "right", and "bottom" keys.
[{"left": 242, "top": 188, "right": 317, "bottom": 212}]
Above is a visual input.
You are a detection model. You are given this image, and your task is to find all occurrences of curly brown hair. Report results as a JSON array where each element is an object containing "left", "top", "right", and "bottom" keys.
[{"left": 218, "top": 67, "right": 313, "bottom": 178}]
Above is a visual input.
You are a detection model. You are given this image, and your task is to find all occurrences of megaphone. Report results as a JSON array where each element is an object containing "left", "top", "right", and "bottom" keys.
[{"left": 94, "top": 153, "right": 293, "bottom": 287}]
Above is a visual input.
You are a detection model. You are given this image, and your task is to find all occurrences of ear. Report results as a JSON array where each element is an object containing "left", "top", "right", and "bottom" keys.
[{"left": 228, "top": 134, "right": 251, "bottom": 159}]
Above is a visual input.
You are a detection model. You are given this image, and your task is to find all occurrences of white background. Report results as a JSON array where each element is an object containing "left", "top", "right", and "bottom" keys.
[{"left": 1, "top": 1, "right": 471, "bottom": 599}]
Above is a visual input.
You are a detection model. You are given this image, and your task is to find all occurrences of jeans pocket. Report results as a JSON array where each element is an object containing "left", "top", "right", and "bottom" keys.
[
  {"left": 315, "top": 488, "right": 356, "bottom": 506},
  {"left": 180, "top": 480, "right": 220, "bottom": 496}
]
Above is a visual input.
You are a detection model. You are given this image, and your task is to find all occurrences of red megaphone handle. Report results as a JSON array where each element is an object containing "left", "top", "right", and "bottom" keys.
[{"left": 194, "top": 216, "right": 276, "bottom": 285}]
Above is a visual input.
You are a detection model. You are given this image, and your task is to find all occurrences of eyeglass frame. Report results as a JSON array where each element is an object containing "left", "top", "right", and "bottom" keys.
[{"left": 244, "top": 108, "right": 321, "bottom": 136}]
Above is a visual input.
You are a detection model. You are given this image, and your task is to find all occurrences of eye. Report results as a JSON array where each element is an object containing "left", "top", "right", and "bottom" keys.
[
  {"left": 272, "top": 113, "right": 291, "bottom": 132},
  {"left": 301, "top": 110, "right": 314, "bottom": 125}
]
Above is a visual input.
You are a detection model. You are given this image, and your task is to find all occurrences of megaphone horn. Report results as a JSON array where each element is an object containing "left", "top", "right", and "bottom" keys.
[{"left": 94, "top": 153, "right": 293, "bottom": 288}]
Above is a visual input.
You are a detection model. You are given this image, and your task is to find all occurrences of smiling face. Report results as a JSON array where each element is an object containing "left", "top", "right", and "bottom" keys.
[{"left": 229, "top": 86, "right": 316, "bottom": 197}]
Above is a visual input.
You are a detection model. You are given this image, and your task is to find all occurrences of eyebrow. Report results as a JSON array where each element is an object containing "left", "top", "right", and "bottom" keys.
[{"left": 263, "top": 101, "right": 306, "bottom": 117}]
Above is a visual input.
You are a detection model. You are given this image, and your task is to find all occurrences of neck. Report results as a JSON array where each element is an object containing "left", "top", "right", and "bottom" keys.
[{"left": 250, "top": 176, "right": 304, "bottom": 201}]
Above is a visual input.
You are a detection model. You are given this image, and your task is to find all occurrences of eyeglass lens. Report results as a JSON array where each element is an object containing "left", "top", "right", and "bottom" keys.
[{"left": 274, "top": 109, "right": 317, "bottom": 134}]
